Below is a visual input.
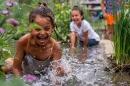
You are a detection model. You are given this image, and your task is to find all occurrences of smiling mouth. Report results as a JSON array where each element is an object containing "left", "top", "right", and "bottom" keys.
[
  {"left": 37, "top": 34, "right": 50, "bottom": 43},
  {"left": 73, "top": 20, "right": 79, "bottom": 23}
]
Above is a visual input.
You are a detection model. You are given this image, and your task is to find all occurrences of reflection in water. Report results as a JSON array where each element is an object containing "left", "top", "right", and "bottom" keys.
[{"left": 6, "top": 45, "right": 130, "bottom": 86}]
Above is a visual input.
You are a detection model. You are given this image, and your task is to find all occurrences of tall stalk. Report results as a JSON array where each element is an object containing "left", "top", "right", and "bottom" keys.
[{"left": 113, "top": 1, "right": 130, "bottom": 65}]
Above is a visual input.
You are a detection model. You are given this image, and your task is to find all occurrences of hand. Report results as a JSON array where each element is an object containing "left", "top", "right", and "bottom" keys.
[
  {"left": 103, "top": 12, "right": 107, "bottom": 19},
  {"left": 79, "top": 48, "right": 87, "bottom": 63},
  {"left": 13, "top": 68, "right": 22, "bottom": 76},
  {"left": 69, "top": 47, "right": 76, "bottom": 56},
  {"left": 56, "top": 67, "right": 65, "bottom": 76},
  {"left": 51, "top": 61, "right": 66, "bottom": 77}
]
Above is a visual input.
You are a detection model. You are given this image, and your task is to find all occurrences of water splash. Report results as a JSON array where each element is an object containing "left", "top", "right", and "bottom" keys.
[
  {"left": 28, "top": 45, "right": 111, "bottom": 86},
  {"left": 5, "top": 44, "right": 130, "bottom": 86}
]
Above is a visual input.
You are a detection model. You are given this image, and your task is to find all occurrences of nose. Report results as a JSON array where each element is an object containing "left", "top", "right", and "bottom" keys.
[
  {"left": 72, "top": 16, "right": 76, "bottom": 21},
  {"left": 74, "top": 16, "right": 76, "bottom": 19},
  {"left": 39, "top": 29, "right": 46, "bottom": 35},
  {"left": 39, "top": 29, "right": 52, "bottom": 37}
]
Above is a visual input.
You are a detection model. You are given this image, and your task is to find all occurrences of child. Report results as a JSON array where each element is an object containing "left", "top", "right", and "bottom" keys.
[
  {"left": 10, "top": 3, "right": 65, "bottom": 76},
  {"left": 69, "top": 6, "right": 100, "bottom": 61},
  {"left": 101, "top": 0, "right": 121, "bottom": 40}
]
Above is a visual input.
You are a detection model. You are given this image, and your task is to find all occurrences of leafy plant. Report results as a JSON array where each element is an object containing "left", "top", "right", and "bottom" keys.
[
  {"left": 0, "top": 77, "right": 28, "bottom": 86},
  {"left": 52, "top": 2, "right": 71, "bottom": 42},
  {"left": 113, "top": 1, "right": 130, "bottom": 65},
  {"left": 0, "top": 1, "right": 25, "bottom": 65}
]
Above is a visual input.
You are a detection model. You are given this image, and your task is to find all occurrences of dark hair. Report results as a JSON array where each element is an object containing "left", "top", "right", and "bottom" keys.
[
  {"left": 72, "top": 6, "right": 84, "bottom": 20},
  {"left": 29, "top": 2, "right": 55, "bottom": 28}
]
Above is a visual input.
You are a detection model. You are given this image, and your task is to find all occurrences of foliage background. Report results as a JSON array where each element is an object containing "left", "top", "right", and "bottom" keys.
[{"left": 0, "top": 0, "right": 104, "bottom": 85}]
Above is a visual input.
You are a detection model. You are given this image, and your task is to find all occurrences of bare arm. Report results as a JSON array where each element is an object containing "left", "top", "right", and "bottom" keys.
[
  {"left": 70, "top": 31, "right": 77, "bottom": 48},
  {"left": 52, "top": 41, "right": 65, "bottom": 76},
  {"left": 79, "top": 31, "right": 88, "bottom": 63},
  {"left": 101, "top": 0, "right": 106, "bottom": 17},
  {"left": 52, "top": 41, "right": 62, "bottom": 60},
  {"left": 82, "top": 31, "right": 88, "bottom": 49},
  {"left": 13, "top": 40, "right": 24, "bottom": 76}
]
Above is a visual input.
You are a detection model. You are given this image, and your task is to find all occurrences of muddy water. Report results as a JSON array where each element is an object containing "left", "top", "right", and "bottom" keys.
[{"left": 6, "top": 44, "right": 130, "bottom": 86}]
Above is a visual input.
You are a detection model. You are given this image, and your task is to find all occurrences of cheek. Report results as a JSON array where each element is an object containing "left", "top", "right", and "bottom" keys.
[
  {"left": 71, "top": 17, "right": 75, "bottom": 21},
  {"left": 45, "top": 31, "right": 51, "bottom": 37},
  {"left": 78, "top": 18, "right": 82, "bottom": 22},
  {"left": 77, "top": 15, "right": 82, "bottom": 20},
  {"left": 35, "top": 20, "right": 43, "bottom": 26},
  {"left": 31, "top": 30, "right": 39, "bottom": 37}
]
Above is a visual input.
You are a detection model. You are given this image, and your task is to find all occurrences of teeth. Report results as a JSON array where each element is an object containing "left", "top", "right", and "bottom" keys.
[{"left": 40, "top": 40, "right": 45, "bottom": 43}]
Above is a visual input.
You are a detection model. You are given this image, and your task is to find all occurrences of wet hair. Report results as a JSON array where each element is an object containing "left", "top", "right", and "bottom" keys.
[
  {"left": 72, "top": 6, "right": 84, "bottom": 20},
  {"left": 29, "top": 2, "right": 55, "bottom": 28}
]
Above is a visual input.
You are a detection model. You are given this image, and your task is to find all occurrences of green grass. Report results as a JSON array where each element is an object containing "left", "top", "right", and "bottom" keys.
[{"left": 113, "top": 1, "right": 130, "bottom": 65}]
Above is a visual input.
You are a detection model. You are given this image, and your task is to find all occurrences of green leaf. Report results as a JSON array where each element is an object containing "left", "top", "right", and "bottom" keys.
[{"left": 28, "top": 23, "right": 42, "bottom": 31}]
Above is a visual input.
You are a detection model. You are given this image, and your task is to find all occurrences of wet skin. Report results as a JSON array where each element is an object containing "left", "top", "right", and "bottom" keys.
[{"left": 13, "top": 15, "right": 63, "bottom": 76}]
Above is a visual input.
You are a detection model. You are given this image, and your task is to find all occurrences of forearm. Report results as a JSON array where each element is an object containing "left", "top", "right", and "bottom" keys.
[
  {"left": 101, "top": 4, "right": 105, "bottom": 14},
  {"left": 70, "top": 32, "right": 76, "bottom": 48},
  {"left": 52, "top": 45, "right": 65, "bottom": 76},
  {"left": 83, "top": 39, "right": 87, "bottom": 49},
  {"left": 13, "top": 58, "right": 22, "bottom": 76},
  {"left": 101, "top": 0, "right": 106, "bottom": 16},
  {"left": 82, "top": 31, "right": 88, "bottom": 49},
  {"left": 82, "top": 41, "right": 87, "bottom": 56},
  {"left": 80, "top": 41, "right": 88, "bottom": 62},
  {"left": 13, "top": 68, "right": 22, "bottom": 76},
  {"left": 82, "top": 31, "right": 88, "bottom": 59}
]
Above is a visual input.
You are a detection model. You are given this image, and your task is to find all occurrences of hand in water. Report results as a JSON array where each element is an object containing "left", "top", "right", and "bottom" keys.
[
  {"left": 51, "top": 60, "right": 66, "bottom": 77},
  {"left": 69, "top": 47, "right": 76, "bottom": 56},
  {"left": 79, "top": 48, "right": 87, "bottom": 63},
  {"left": 56, "top": 67, "right": 65, "bottom": 76}
]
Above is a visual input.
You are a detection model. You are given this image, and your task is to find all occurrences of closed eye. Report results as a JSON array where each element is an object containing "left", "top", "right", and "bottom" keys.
[
  {"left": 35, "top": 28, "right": 41, "bottom": 31},
  {"left": 44, "top": 27, "right": 50, "bottom": 31},
  {"left": 42, "top": 25, "right": 51, "bottom": 31}
]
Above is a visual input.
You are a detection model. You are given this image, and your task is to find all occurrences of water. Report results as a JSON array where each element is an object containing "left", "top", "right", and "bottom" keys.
[
  {"left": 6, "top": 44, "right": 130, "bottom": 86},
  {"left": 61, "top": 45, "right": 113, "bottom": 86}
]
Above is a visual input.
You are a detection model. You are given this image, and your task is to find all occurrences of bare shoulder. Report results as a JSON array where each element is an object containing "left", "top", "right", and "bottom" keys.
[
  {"left": 51, "top": 38, "right": 62, "bottom": 60},
  {"left": 51, "top": 38, "right": 61, "bottom": 50},
  {"left": 16, "top": 33, "right": 30, "bottom": 47}
]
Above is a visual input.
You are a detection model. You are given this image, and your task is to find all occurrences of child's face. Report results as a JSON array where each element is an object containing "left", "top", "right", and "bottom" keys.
[
  {"left": 71, "top": 10, "right": 83, "bottom": 26},
  {"left": 31, "top": 15, "right": 53, "bottom": 46}
]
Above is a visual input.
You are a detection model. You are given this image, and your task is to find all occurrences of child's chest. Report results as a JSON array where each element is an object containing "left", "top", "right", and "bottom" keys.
[{"left": 26, "top": 46, "right": 53, "bottom": 60}]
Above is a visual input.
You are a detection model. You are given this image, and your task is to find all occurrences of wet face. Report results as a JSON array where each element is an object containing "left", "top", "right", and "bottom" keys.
[
  {"left": 71, "top": 10, "right": 83, "bottom": 26},
  {"left": 31, "top": 15, "right": 53, "bottom": 46}
]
